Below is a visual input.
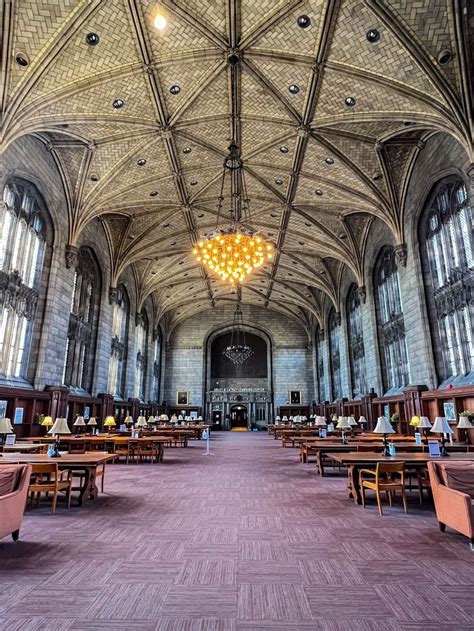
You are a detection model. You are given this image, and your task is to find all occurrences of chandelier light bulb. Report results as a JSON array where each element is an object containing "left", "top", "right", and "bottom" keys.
[{"left": 154, "top": 14, "right": 167, "bottom": 30}]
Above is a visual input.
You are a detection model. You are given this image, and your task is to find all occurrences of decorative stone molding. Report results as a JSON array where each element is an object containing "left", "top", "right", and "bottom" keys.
[
  {"left": 357, "top": 285, "right": 366, "bottom": 304},
  {"left": 394, "top": 243, "right": 407, "bottom": 267},
  {"left": 109, "top": 286, "right": 118, "bottom": 304},
  {"left": 334, "top": 311, "right": 342, "bottom": 326},
  {"left": 0, "top": 270, "right": 38, "bottom": 320},
  {"left": 65, "top": 245, "right": 79, "bottom": 269}
]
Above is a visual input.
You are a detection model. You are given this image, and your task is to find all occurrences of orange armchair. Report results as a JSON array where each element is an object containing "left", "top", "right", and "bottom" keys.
[
  {"left": 0, "top": 464, "right": 32, "bottom": 541},
  {"left": 427, "top": 461, "right": 474, "bottom": 550}
]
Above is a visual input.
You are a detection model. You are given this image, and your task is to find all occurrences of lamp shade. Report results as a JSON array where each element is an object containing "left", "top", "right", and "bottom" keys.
[
  {"left": 275, "top": 416, "right": 281, "bottom": 421},
  {"left": 104, "top": 416, "right": 116, "bottom": 428},
  {"left": 457, "top": 416, "right": 473, "bottom": 429},
  {"left": 358, "top": 416, "right": 367, "bottom": 425},
  {"left": 431, "top": 416, "right": 453, "bottom": 434},
  {"left": 289, "top": 416, "right": 294, "bottom": 421},
  {"left": 48, "top": 418, "right": 71, "bottom": 435},
  {"left": 336, "top": 416, "right": 351, "bottom": 429},
  {"left": 348, "top": 416, "right": 357, "bottom": 426},
  {"left": 198, "top": 416, "right": 203, "bottom": 421},
  {"left": 124, "top": 415, "right": 134, "bottom": 425},
  {"left": 160, "top": 414, "right": 169, "bottom": 421},
  {"left": 87, "top": 417, "right": 97, "bottom": 426},
  {"left": 136, "top": 416, "right": 147, "bottom": 427},
  {"left": 170, "top": 415, "right": 178, "bottom": 423},
  {"left": 410, "top": 415, "right": 420, "bottom": 427},
  {"left": 147, "top": 416, "right": 155, "bottom": 424},
  {"left": 418, "top": 416, "right": 432, "bottom": 429},
  {"left": 178, "top": 415, "right": 183, "bottom": 421},
  {"left": 73, "top": 416, "right": 86, "bottom": 427},
  {"left": 282, "top": 416, "right": 288, "bottom": 421},
  {"left": 315, "top": 416, "right": 327, "bottom": 427},
  {"left": 373, "top": 416, "right": 395, "bottom": 434},
  {"left": 41, "top": 416, "right": 54, "bottom": 427},
  {"left": 0, "top": 417, "right": 14, "bottom": 433}
]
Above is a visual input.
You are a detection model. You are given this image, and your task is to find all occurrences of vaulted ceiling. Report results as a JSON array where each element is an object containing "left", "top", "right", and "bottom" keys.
[{"left": 0, "top": 0, "right": 472, "bottom": 332}]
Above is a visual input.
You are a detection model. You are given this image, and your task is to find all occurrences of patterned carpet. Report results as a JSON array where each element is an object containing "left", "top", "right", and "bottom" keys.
[{"left": 1, "top": 432, "right": 473, "bottom": 630}]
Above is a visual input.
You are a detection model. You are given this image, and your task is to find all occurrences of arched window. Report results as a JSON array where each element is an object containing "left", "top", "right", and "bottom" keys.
[
  {"left": 328, "top": 308, "right": 342, "bottom": 400},
  {"left": 347, "top": 284, "right": 366, "bottom": 397},
  {"left": 108, "top": 285, "right": 129, "bottom": 398},
  {"left": 315, "top": 326, "right": 325, "bottom": 403},
  {"left": 419, "top": 177, "right": 473, "bottom": 383},
  {"left": 62, "top": 248, "right": 101, "bottom": 392},
  {"left": 374, "top": 247, "right": 410, "bottom": 392},
  {"left": 152, "top": 326, "right": 162, "bottom": 402},
  {"left": 134, "top": 309, "right": 148, "bottom": 401},
  {"left": 0, "top": 182, "right": 46, "bottom": 379}
]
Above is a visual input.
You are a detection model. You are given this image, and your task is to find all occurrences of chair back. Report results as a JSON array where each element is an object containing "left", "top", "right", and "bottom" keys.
[
  {"left": 376, "top": 461, "right": 404, "bottom": 481},
  {"left": 31, "top": 463, "right": 59, "bottom": 479},
  {"left": 357, "top": 445, "right": 379, "bottom": 452}
]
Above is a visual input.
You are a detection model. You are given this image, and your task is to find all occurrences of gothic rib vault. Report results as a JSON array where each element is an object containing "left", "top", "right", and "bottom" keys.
[{"left": 0, "top": 0, "right": 472, "bottom": 336}]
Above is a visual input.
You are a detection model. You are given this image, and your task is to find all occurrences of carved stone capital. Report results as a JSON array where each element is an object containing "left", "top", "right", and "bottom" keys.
[
  {"left": 394, "top": 243, "right": 407, "bottom": 268},
  {"left": 357, "top": 285, "right": 367, "bottom": 304},
  {"left": 65, "top": 245, "right": 79, "bottom": 269},
  {"left": 109, "top": 286, "right": 118, "bottom": 304}
]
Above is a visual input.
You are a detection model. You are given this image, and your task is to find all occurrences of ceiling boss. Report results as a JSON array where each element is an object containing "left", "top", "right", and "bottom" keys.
[{"left": 193, "top": 143, "right": 274, "bottom": 285}]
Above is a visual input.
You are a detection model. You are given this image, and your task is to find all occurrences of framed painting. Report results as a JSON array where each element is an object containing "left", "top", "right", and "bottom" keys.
[
  {"left": 443, "top": 402, "right": 456, "bottom": 421},
  {"left": 289, "top": 390, "right": 301, "bottom": 405},
  {"left": 176, "top": 390, "right": 189, "bottom": 405},
  {"left": 14, "top": 407, "right": 24, "bottom": 425}
]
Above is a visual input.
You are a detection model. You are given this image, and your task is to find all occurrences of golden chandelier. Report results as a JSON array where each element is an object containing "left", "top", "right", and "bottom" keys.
[{"left": 193, "top": 143, "right": 274, "bottom": 285}]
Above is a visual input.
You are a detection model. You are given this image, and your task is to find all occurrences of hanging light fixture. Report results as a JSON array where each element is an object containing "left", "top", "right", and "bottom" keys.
[
  {"left": 193, "top": 142, "right": 274, "bottom": 285},
  {"left": 223, "top": 302, "right": 253, "bottom": 366}
]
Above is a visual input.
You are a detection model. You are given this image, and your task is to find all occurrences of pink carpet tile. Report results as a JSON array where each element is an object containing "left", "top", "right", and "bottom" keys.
[{"left": 1, "top": 431, "right": 473, "bottom": 630}]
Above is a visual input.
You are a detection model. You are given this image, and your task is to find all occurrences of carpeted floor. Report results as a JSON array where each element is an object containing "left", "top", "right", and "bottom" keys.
[{"left": 1, "top": 432, "right": 473, "bottom": 630}]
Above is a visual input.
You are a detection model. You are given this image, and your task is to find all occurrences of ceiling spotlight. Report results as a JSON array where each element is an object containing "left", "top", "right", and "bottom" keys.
[
  {"left": 437, "top": 49, "right": 453, "bottom": 65},
  {"left": 197, "top": 213, "right": 204, "bottom": 218},
  {"left": 150, "top": 191, "right": 158, "bottom": 197},
  {"left": 154, "top": 14, "right": 168, "bottom": 30},
  {"left": 113, "top": 99, "right": 124, "bottom": 109},
  {"left": 298, "top": 241, "right": 305, "bottom": 246},
  {"left": 170, "top": 85, "right": 181, "bottom": 95},
  {"left": 137, "top": 159, "right": 146, "bottom": 166},
  {"left": 183, "top": 147, "right": 192, "bottom": 154},
  {"left": 297, "top": 15, "right": 311, "bottom": 28},
  {"left": 325, "top": 157, "right": 335, "bottom": 165},
  {"left": 190, "top": 179, "right": 198, "bottom": 186},
  {"left": 345, "top": 96, "right": 356, "bottom": 107},
  {"left": 90, "top": 174, "right": 99, "bottom": 182},
  {"left": 372, "top": 171, "right": 382, "bottom": 181},
  {"left": 289, "top": 84, "right": 300, "bottom": 94},
  {"left": 315, "top": 189, "right": 323, "bottom": 196},
  {"left": 366, "top": 28, "right": 380, "bottom": 43},
  {"left": 85, "top": 32, "right": 100, "bottom": 46},
  {"left": 275, "top": 178, "right": 283, "bottom": 185},
  {"left": 15, "top": 54, "right": 29, "bottom": 67},
  {"left": 280, "top": 146, "right": 289, "bottom": 153}
]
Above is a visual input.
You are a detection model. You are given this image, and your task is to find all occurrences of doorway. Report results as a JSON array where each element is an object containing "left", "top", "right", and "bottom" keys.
[{"left": 230, "top": 404, "right": 248, "bottom": 429}]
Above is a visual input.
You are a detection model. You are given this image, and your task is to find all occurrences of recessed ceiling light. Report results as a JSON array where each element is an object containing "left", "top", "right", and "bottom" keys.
[
  {"left": 90, "top": 174, "right": 99, "bottom": 181},
  {"left": 15, "top": 54, "right": 29, "bottom": 66},
  {"left": 325, "top": 157, "right": 335, "bottom": 165},
  {"left": 183, "top": 147, "right": 192, "bottom": 154},
  {"left": 190, "top": 179, "right": 198, "bottom": 186},
  {"left": 170, "top": 85, "right": 181, "bottom": 95},
  {"left": 85, "top": 32, "right": 100, "bottom": 46},
  {"left": 275, "top": 178, "right": 283, "bottom": 185},
  {"left": 339, "top": 232, "right": 347, "bottom": 239},
  {"left": 289, "top": 84, "right": 300, "bottom": 94},
  {"left": 315, "top": 189, "right": 323, "bottom": 196},
  {"left": 137, "top": 159, "right": 146, "bottom": 166},
  {"left": 305, "top": 222, "right": 311, "bottom": 227},
  {"left": 280, "top": 146, "right": 289, "bottom": 153},
  {"left": 171, "top": 241, "right": 177, "bottom": 246},
  {"left": 345, "top": 96, "right": 356, "bottom": 107},
  {"left": 154, "top": 14, "right": 167, "bottom": 30},
  {"left": 270, "top": 213, "right": 277, "bottom": 217},
  {"left": 437, "top": 49, "right": 453, "bottom": 65},
  {"left": 297, "top": 15, "right": 311, "bottom": 28},
  {"left": 163, "top": 223, "right": 170, "bottom": 227},
  {"left": 366, "top": 28, "right": 380, "bottom": 43},
  {"left": 197, "top": 213, "right": 204, "bottom": 218},
  {"left": 298, "top": 241, "right": 305, "bottom": 246},
  {"left": 113, "top": 99, "right": 124, "bottom": 109},
  {"left": 372, "top": 172, "right": 382, "bottom": 181},
  {"left": 178, "top": 261, "right": 183, "bottom": 265},
  {"left": 150, "top": 191, "right": 158, "bottom": 197}
]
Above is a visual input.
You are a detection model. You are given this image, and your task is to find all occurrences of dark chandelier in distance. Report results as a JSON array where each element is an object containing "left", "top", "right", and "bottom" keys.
[{"left": 223, "top": 304, "right": 253, "bottom": 366}]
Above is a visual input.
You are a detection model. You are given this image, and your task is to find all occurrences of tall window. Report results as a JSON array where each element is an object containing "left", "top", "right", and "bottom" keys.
[
  {"left": 315, "top": 326, "right": 326, "bottom": 403},
  {"left": 108, "top": 285, "right": 129, "bottom": 398},
  {"left": 347, "top": 284, "right": 366, "bottom": 397},
  {"left": 63, "top": 249, "right": 101, "bottom": 391},
  {"left": 420, "top": 178, "right": 473, "bottom": 383},
  {"left": 328, "top": 308, "right": 342, "bottom": 400},
  {"left": 0, "top": 182, "right": 46, "bottom": 378},
  {"left": 134, "top": 309, "right": 148, "bottom": 400},
  {"left": 374, "top": 247, "right": 410, "bottom": 392},
  {"left": 152, "top": 326, "right": 162, "bottom": 402}
]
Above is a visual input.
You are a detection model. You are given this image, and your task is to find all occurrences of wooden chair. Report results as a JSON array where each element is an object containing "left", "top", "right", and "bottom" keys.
[
  {"left": 114, "top": 441, "right": 132, "bottom": 464},
  {"left": 132, "top": 440, "right": 159, "bottom": 463},
  {"left": 360, "top": 462, "right": 408, "bottom": 516},
  {"left": 68, "top": 442, "right": 86, "bottom": 454},
  {"left": 28, "top": 463, "right": 72, "bottom": 514}
]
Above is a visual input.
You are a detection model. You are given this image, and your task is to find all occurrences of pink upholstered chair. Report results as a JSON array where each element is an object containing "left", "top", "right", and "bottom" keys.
[
  {"left": 427, "top": 461, "right": 474, "bottom": 550},
  {"left": 0, "top": 464, "right": 32, "bottom": 541}
]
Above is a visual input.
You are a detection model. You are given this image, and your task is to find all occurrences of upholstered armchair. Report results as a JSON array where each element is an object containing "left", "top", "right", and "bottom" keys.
[
  {"left": 428, "top": 461, "right": 474, "bottom": 550},
  {"left": 0, "top": 464, "right": 32, "bottom": 541}
]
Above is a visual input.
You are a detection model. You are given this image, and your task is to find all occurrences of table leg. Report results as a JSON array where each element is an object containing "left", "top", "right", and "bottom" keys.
[
  {"left": 316, "top": 451, "right": 323, "bottom": 475},
  {"left": 78, "top": 467, "right": 98, "bottom": 506},
  {"left": 348, "top": 465, "right": 362, "bottom": 504}
]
